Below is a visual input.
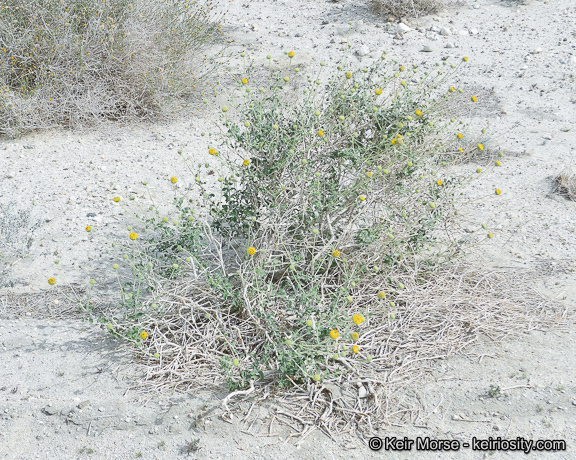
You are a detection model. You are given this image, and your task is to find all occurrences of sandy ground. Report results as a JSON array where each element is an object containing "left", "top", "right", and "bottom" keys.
[{"left": 1, "top": 0, "right": 576, "bottom": 458}]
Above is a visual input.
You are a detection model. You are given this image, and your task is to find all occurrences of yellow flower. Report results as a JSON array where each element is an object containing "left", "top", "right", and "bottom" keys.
[
  {"left": 352, "top": 345, "right": 359, "bottom": 354},
  {"left": 241, "top": 78, "right": 248, "bottom": 84},
  {"left": 352, "top": 314, "right": 365, "bottom": 325},
  {"left": 377, "top": 291, "right": 386, "bottom": 300},
  {"left": 288, "top": 50, "right": 295, "bottom": 58},
  {"left": 171, "top": 176, "right": 178, "bottom": 184},
  {"left": 436, "top": 179, "right": 443, "bottom": 186},
  {"left": 330, "top": 329, "right": 339, "bottom": 339},
  {"left": 449, "top": 86, "right": 455, "bottom": 92},
  {"left": 478, "top": 144, "right": 484, "bottom": 151},
  {"left": 415, "top": 109, "right": 422, "bottom": 117},
  {"left": 375, "top": 88, "right": 382, "bottom": 95},
  {"left": 366, "top": 171, "right": 373, "bottom": 178},
  {"left": 48, "top": 277, "right": 56, "bottom": 286},
  {"left": 391, "top": 138, "right": 397, "bottom": 145},
  {"left": 359, "top": 195, "right": 366, "bottom": 201},
  {"left": 463, "top": 56, "right": 469, "bottom": 62},
  {"left": 346, "top": 72, "right": 352, "bottom": 79},
  {"left": 471, "top": 95, "right": 478, "bottom": 102},
  {"left": 113, "top": 196, "right": 120, "bottom": 202},
  {"left": 243, "top": 159, "right": 250, "bottom": 166},
  {"left": 495, "top": 188, "right": 502, "bottom": 195},
  {"left": 318, "top": 129, "right": 324, "bottom": 137},
  {"left": 247, "top": 246, "right": 256, "bottom": 255},
  {"left": 457, "top": 133, "right": 463, "bottom": 139},
  {"left": 399, "top": 65, "right": 405, "bottom": 71},
  {"left": 332, "top": 250, "right": 340, "bottom": 258},
  {"left": 458, "top": 148, "right": 464, "bottom": 152},
  {"left": 488, "top": 233, "right": 494, "bottom": 238},
  {"left": 495, "top": 160, "right": 501, "bottom": 166},
  {"left": 85, "top": 225, "right": 92, "bottom": 232},
  {"left": 140, "top": 331, "right": 148, "bottom": 340},
  {"left": 350, "top": 332, "right": 359, "bottom": 341},
  {"left": 208, "top": 148, "right": 218, "bottom": 155},
  {"left": 476, "top": 168, "right": 482, "bottom": 173},
  {"left": 129, "top": 232, "right": 138, "bottom": 240}
]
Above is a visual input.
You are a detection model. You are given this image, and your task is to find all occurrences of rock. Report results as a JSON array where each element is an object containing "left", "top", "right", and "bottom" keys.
[
  {"left": 440, "top": 27, "right": 452, "bottom": 36},
  {"left": 358, "top": 386, "right": 368, "bottom": 398},
  {"left": 355, "top": 45, "right": 370, "bottom": 57},
  {"left": 340, "top": 38, "right": 348, "bottom": 44},
  {"left": 6, "top": 171, "right": 15, "bottom": 179},
  {"left": 469, "top": 28, "right": 479, "bottom": 35},
  {"left": 251, "top": 24, "right": 258, "bottom": 31},
  {"left": 473, "top": 3, "right": 480, "bottom": 8},
  {"left": 42, "top": 406, "right": 59, "bottom": 416},
  {"left": 533, "top": 47, "right": 543, "bottom": 54},
  {"left": 445, "top": 43, "right": 454, "bottom": 49},
  {"left": 422, "top": 45, "right": 434, "bottom": 52},
  {"left": 77, "top": 400, "right": 91, "bottom": 410},
  {"left": 430, "top": 25, "right": 440, "bottom": 33},
  {"left": 295, "top": 32, "right": 303, "bottom": 37},
  {"left": 396, "top": 23, "right": 411, "bottom": 34},
  {"left": 393, "top": 32, "right": 404, "bottom": 40}
]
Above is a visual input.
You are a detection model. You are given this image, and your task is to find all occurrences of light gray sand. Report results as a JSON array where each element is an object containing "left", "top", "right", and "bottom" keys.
[{"left": 1, "top": 0, "right": 575, "bottom": 458}]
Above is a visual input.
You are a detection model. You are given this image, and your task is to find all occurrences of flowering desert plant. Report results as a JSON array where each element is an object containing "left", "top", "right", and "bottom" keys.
[
  {"left": 0, "top": 0, "right": 227, "bottom": 138},
  {"left": 56, "top": 50, "right": 559, "bottom": 436}
]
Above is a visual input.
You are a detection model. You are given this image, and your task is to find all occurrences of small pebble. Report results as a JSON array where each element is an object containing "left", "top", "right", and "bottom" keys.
[
  {"left": 355, "top": 45, "right": 370, "bottom": 57},
  {"left": 440, "top": 27, "right": 452, "bottom": 36},
  {"left": 422, "top": 44, "right": 434, "bottom": 52},
  {"left": 396, "top": 23, "right": 411, "bottom": 34}
]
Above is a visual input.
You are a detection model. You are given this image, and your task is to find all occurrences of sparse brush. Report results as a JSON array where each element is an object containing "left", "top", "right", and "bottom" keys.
[
  {"left": 552, "top": 167, "right": 576, "bottom": 201},
  {"left": 0, "top": 201, "right": 41, "bottom": 288},
  {"left": 368, "top": 0, "right": 443, "bottom": 19},
  {"left": 0, "top": 0, "right": 228, "bottom": 139}
]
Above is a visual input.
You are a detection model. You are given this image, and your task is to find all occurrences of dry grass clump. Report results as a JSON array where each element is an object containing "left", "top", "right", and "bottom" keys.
[
  {"left": 129, "top": 259, "right": 563, "bottom": 437},
  {"left": 0, "top": 201, "right": 41, "bottom": 288},
  {"left": 368, "top": 0, "right": 442, "bottom": 19},
  {"left": 0, "top": 0, "right": 228, "bottom": 138},
  {"left": 552, "top": 167, "right": 576, "bottom": 201}
]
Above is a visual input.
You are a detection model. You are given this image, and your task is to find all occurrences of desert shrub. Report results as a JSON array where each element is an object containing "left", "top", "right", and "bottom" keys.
[
  {"left": 0, "top": 0, "right": 227, "bottom": 138},
  {"left": 50, "top": 51, "right": 536, "bottom": 434},
  {"left": 368, "top": 0, "right": 442, "bottom": 19}
]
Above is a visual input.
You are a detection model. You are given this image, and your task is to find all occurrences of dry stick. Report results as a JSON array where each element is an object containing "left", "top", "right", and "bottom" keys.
[{"left": 222, "top": 380, "right": 255, "bottom": 413}]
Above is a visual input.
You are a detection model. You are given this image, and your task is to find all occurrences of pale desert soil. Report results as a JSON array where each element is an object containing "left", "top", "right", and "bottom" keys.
[{"left": 1, "top": 0, "right": 576, "bottom": 458}]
